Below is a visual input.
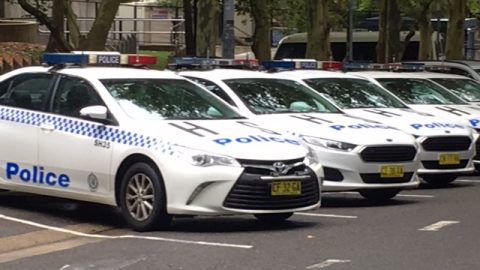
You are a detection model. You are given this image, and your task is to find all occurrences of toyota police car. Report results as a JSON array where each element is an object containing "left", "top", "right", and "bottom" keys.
[
  {"left": 276, "top": 69, "right": 478, "bottom": 185},
  {"left": 177, "top": 64, "right": 421, "bottom": 201},
  {"left": 0, "top": 53, "right": 323, "bottom": 231}
]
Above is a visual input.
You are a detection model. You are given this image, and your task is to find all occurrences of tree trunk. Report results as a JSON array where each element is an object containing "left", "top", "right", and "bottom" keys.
[
  {"left": 305, "top": 0, "right": 331, "bottom": 60},
  {"left": 377, "top": 0, "right": 387, "bottom": 63},
  {"left": 445, "top": 0, "right": 466, "bottom": 59},
  {"left": 195, "top": 0, "right": 220, "bottom": 57},
  {"left": 83, "top": 0, "right": 121, "bottom": 51},
  {"left": 386, "top": 0, "right": 401, "bottom": 62},
  {"left": 18, "top": 0, "right": 73, "bottom": 52},
  {"left": 250, "top": 0, "right": 271, "bottom": 61},
  {"left": 418, "top": 9, "right": 433, "bottom": 60},
  {"left": 183, "top": 0, "right": 195, "bottom": 55},
  {"left": 65, "top": 0, "right": 82, "bottom": 48},
  {"left": 46, "top": 0, "right": 64, "bottom": 52}
]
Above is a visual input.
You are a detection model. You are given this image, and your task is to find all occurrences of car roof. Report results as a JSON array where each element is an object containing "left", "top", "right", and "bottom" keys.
[
  {"left": 349, "top": 71, "right": 454, "bottom": 79},
  {"left": 178, "top": 68, "right": 290, "bottom": 80},
  {"left": 275, "top": 70, "right": 363, "bottom": 80}
]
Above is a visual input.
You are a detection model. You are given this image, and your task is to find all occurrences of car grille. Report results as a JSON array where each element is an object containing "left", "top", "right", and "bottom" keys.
[
  {"left": 421, "top": 136, "right": 471, "bottom": 151},
  {"left": 422, "top": 160, "right": 468, "bottom": 169},
  {"left": 223, "top": 159, "right": 320, "bottom": 210},
  {"left": 359, "top": 146, "right": 417, "bottom": 162},
  {"left": 360, "top": 172, "right": 414, "bottom": 184}
]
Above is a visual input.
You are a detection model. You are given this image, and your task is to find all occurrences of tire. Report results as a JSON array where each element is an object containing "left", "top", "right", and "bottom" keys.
[
  {"left": 359, "top": 188, "right": 400, "bottom": 202},
  {"left": 421, "top": 175, "right": 457, "bottom": 186},
  {"left": 119, "top": 162, "right": 171, "bottom": 231},
  {"left": 254, "top": 212, "right": 293, "bottom": 223}
]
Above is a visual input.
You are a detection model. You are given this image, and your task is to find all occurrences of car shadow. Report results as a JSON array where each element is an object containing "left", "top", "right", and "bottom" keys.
[
  {"left": 0, "top": 191, "right": 318, "bottom": 233},
  {"left": 320, "top": 193, "right": 417, "bottom": 208}
]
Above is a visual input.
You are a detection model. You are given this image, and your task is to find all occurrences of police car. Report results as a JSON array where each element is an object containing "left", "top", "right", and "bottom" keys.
[
  {"left": 418, "top": 72, "right": 480, "bottom": 106},
  {"left": 0, "top": 53, "right": 323, "bottom": 231},
  {"left": 178, "top": 66, "right": 421, "bottom": 201},
  {"left": 276, "top": 69, "right": 478, "bottom": 185}
]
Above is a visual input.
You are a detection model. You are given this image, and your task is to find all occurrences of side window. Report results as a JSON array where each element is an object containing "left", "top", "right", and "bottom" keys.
[
  {"left": 186, "top": 77, "right": 237, "bottom": 106},
  {"left": 0, "top": 78, "right": 13, "bottom": 101},
  {"left": 52, "top": 76, "right": 105, "bottom": 118},
  {"left": 1, "top": 74, "right": 53, "bottom": 110}
]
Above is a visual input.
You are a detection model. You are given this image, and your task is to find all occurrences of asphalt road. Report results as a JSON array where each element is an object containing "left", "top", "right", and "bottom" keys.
[{"left": 0, "top": 176, "right": 479, "bottom": 270}]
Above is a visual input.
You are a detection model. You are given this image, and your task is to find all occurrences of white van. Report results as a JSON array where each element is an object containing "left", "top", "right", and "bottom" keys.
[{"left": 273, "top": 31, "right": 439, "bottom": 62}]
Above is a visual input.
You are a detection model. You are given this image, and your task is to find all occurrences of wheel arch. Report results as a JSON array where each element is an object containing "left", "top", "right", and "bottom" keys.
[{"left": 114, "top": 153, "right": 164, "bottom": 206}]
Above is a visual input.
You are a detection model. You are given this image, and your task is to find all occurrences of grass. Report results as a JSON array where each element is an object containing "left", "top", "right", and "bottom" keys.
[{"left": 139, "top": 50, "right": 173, "bottom": 70}]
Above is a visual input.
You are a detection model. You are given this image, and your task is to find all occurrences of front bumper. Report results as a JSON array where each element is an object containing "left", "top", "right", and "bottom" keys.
[
  {"left": 312, "top": 144, "right": 420, "bottom": 191},
  {"left": 161, "top": 158, "right": 321, "bottom": 215}
]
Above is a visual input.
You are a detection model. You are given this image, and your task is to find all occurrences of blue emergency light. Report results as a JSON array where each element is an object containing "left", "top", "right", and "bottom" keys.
[
  {"left": 261, "top": 60, "right": 296, "bottom": 70},
  {"left": 42, "top": 53, "right": 88, "bottom": 65}
]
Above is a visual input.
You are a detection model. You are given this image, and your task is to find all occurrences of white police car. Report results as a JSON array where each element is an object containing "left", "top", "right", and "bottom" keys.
[
  {"left": 418, "top": 72, "right": 480, "bottom": 106},
  {"left": 0, "top": 53, "right": 323, "bottom": 231},
  {"left": 277, "top": 69, "right": 478, "bottom": 185},
  {"left": 178, "top": 67, "right": 421, "bottom": 201}
]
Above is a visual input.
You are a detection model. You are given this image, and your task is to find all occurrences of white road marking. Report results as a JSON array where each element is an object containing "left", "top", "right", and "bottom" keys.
[
  {"left": 396, "top": 194, "right": 434, "bottom": 198},
  {"left": 456, "top": 179, "right": 480, "bottom": 183},
  {"left": 0, "top": 214, "right": 252, "bottom": 249},
  {"left": 337, "top": 191, "right": 434, "bottom": 198},
  {"left": 295, "top": 212, "right": 358, "bottom": 219},
  {"left": 419, "top": 221, "right": 460, "bottom": 231},
  {"left": 306, "top": 259, "right": 351, "bottom": 269}
]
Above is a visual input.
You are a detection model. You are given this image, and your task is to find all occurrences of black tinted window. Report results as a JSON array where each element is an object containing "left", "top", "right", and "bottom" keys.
[{"left": 1, "top": 73, "right": 53, "bottom": 110}]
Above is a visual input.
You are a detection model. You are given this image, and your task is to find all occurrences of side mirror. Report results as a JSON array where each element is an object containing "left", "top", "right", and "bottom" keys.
[{"left": 80, "top": 105, "right": 108, "bottom": 120}]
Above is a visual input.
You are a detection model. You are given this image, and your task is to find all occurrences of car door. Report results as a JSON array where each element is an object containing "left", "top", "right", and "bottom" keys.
[
  {"left": 0, "top": 73, "right": 53, "bottom": 189},
  {"left": 38, "top": 75, "right": 113, "bottom": 197}
]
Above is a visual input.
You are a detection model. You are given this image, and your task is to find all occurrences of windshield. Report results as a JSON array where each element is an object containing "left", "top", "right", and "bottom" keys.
[
  {"left": 304, "top": 78, "right": 408, "bottom": 109},
  {"left": 223, "top": 78, "right": 341, "bottom": 114},
  {"left": 377, "top": 78, "right": 468, "bottom": 105},
  {"left": 432, "top": 78, "right": 480, "bottom": 102},
  {"left": 100, "top": 79, "right": 243, "bottom": 120}
]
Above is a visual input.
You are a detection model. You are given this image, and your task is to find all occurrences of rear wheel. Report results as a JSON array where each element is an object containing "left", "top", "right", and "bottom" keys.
[
  {"left": 421, "top": 175, "right": 457, "bottom": 186},
  {"left": 359, "top": 189, "right": 401, "bottom": 202},
  {"left": 254, "top": 212, "right": 293, "bottom": 222},
  {"left": 119, "top": 162, "right": 171, "bottom": 231}
]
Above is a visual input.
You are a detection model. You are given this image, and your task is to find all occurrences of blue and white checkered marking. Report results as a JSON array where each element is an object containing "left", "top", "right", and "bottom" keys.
[{"left": 0, "top": 107, "right": 173, "bottom": 153}]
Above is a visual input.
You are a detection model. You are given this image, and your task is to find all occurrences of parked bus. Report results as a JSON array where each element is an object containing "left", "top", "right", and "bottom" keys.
[{"left": 273, "top": 31, "right": 439, "bottom": 62}]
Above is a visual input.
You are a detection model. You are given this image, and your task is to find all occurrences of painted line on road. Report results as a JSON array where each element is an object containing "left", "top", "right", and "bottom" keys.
[
  {"left": 337, "top": 191, "right": 434, "bottom": 198},
  {"left": 295, "top": 213, "right": 358, "bottom": 219},
  {"left": 419, "top": 220, "right": 460, "bottom": 231},
  {"left": 396, "top": 194, "right": 434, "bottom": 198},
  {"left": 306, "top": 259, "right": 351, "bottom": 269},
  {"left": 0, "top": 214, "right": 253, "bottom": 249},
  {"left": 456, "top": 179, "right": 480, "bottom": 183}
]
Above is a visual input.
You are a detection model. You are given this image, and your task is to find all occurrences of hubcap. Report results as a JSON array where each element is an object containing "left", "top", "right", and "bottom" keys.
[{"left": 126, "top": 173, "right": 155, "bottom": 221}]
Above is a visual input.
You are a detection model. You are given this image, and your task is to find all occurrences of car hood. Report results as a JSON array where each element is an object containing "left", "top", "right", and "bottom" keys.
[
  {"left": 129, "top": 119, "right": 307, "bottom": 160},
  {"left": 250, "top": 113, "right": 417, "bottom": 145},
  {"left": 408, "top": 104, "right": 480, "bottom": 129},
  {"left": 344, "top": 108, "right": 473, "bottom": 137}
]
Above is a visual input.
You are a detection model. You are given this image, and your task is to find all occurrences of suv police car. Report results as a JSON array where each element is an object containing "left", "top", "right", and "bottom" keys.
[
  {"left": 179, "top": 68, "right": 421, "bottom": 201},
  {"left": 278, "top": 69, "right": 478, "bottom": 185},
  {"left": 0, "top": 53, "right": 322, "bottom": 231}
]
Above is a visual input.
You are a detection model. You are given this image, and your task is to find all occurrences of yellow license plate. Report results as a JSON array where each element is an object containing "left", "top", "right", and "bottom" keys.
[
  {"left": 439, "top": 153, "right": 460, "bottom": 165},
  {"left": 380, "top": 165, "right": 404, "bottom": 178},
  {"left": 271, "top": 181, "right": 301, "bottom": 196}
]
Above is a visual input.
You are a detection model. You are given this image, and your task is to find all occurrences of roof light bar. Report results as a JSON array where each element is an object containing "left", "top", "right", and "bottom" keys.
[
  {"left": 42, "top": 52, "right": 157, "bottom": 67},
  {"left": 42, "top": 53, "right": 88, "bottom": 65}
]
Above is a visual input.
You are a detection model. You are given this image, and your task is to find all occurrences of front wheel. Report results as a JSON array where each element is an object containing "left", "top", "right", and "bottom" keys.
[
  {"left": 119, "top": 162, "right": 171, "bottom": 231},
  {"left": 421, "top": 175, "right": 457, "bottom": 186},
  {"left": 254, "top": 212, "right": 293, "bottom": 223},
  {"left": 359, "top": 189, "right": 401, "bottom": 202}
]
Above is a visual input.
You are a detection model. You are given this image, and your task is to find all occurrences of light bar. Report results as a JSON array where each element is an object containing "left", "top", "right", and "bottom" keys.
[
  {"left": 261, "top": 60, "right": 296, "bottom": 70},
  {"left": 42, "top": 53, "right": 88, "bottom": 65},
  {"left": 42, "top": 52, "right": 157, "bottom": 67}
]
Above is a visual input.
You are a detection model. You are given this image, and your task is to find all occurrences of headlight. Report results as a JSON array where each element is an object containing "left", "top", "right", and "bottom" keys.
[
  {"left": 175, "top": 145, "right": 241, "bottom": 167},
  {"left": 302, "top": 135, "right": 357, "bottom": 151}
]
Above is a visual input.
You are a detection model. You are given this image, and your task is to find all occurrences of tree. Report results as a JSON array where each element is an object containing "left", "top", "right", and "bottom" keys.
[
  {"left": 17, "top": 0, "right": 129, "bottom": 52},
  {"left": 305, "top": 0, "right": 331, "bottom": 60},
  {"left": 403, "top": 0, "right": 435, "bottom": 60},
  {"left": 195, "top": 0, "right": 220, "bottom": 56},
  {"left": 445, "top": 0, "right": 466, "bottom": 59},
  {"left": 376, "top": 0, "right": 401, "bottom": 63},
  {"left": 250, "top": 0, "right": 271, "bottom": 61}
]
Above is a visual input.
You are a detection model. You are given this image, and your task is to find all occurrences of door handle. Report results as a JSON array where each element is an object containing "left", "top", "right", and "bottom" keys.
[{"left": 40, "top": 122, "right": 55, "bottom": 132}]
